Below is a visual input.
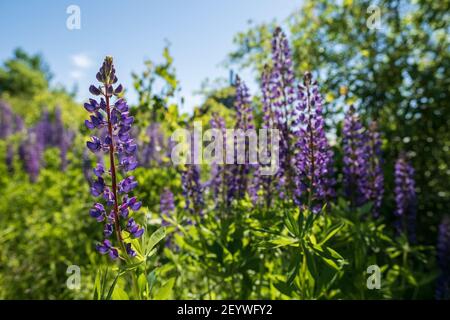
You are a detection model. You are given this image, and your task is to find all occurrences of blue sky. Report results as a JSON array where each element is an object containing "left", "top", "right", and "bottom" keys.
[{"left": 0, "top": 0, "right": 300, "bottom": 113}]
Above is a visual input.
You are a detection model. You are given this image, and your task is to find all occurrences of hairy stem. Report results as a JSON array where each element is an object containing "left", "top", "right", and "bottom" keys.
[{"left": 105, "top": 85, "right": 126, "bottom": 254}]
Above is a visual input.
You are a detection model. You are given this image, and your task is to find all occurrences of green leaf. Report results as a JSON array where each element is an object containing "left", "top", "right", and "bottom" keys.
[
  {"left": 111, "top": 285, "right": 130, "bottom": 300},
  {"left": 147, "top": 270, "right": 157, "bottom": 294},
  {"left": 154, "top": 277, "right": 175, "bottom": 300},
  {"left": 105, "top": 270, "right": 125, "bottom": 300},
  {"left": 92, "top": 268, "right": 102, "bottom": 300},
  {"left": 284, "top": 209, "right": 299, "bottom": 237},
  {"left": 145, "top": 227, "right": 166, "bottom": 257},
  {"left": 273, "top": 279, "right": 294, "bottom": 297},
  {"left": 311, "top": 244, "right": 345, "bottom": 271},
  {"left": 318, "top": 222, "right": 345, "bottom": 246}
]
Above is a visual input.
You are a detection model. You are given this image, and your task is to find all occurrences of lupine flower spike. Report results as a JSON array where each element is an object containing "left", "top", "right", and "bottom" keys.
[
  {"left": 436, "top": 216, "right": 450, "bottom": 300},
  {"left": 342, "top": 105, "right": 368, "bottom": 207},
  {"left": 160, "top": 187, "right": 175, "bottom": 226},
  {"left": 365, "top": 121, "right": 384, "bottom": 217},
  {"left": 228, "top": 75, "right": 255, "bottom": 202},
  {"left": 85, "top": 56, "right": 143, "bottom": 260},
  {"left": 394, "top": 153, "right": 417, "bottom": 243},
  {"left": 294, "top": 72, "right": 334, "bottom": 212},
  {"left": 270, "top": 27, "right": 296, "bottom": 197}
]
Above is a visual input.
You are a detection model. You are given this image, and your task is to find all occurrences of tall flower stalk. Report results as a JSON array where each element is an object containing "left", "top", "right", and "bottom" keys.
[
  {"left": 209, "top": 113, "right": 227, "bottom": 205},
  {"left": 294, "top": 72, "right": 334, "bottom": 212},
  {"left": 364, "top": 121, "right": 384, "bottom": 217},
  {"left": 181, "top": 164, "right": 204, "bottom": 217},
  {"left": 394, "top": 154, "right": 417, "bottom": 243},
  {"left": 342, "top": 105, "right": 368, "bottom": 207},
  {"left": 228, "top": 75, "right": 255, "bottom": 202},
  {"left": 270, "top": 27, "right": 296, "bottom": 197},
  {"left": 85, "top": 56, "right": 142, "bottom": 260},
  {"left": 436, "top": 215, "right": 450, "bottom": 300}
]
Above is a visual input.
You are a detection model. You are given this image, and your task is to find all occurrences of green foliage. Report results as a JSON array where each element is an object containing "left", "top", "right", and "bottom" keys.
[{"left": 0, "top": 48, "right": 51, "bottom": 98}]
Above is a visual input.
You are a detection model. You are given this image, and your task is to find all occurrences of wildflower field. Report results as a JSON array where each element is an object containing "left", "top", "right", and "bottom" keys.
[{"left": 0, "top": 0, "right": 449, "bottom": 301}]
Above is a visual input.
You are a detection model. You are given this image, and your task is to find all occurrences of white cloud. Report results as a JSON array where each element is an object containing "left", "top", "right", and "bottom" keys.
[
  {"left": 71, "top": 53, "right": 93, "bottom": 69},
  {"left": 70, "top": 53, "right": 93, "bottom": 80}
]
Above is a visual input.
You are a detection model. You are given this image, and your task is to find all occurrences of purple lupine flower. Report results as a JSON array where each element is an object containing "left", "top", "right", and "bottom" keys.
[
  {"left": 208, "top": 113, "right": 227, "bottom": 204},
  {"left": 126, "top": 218, "right": 144, "bottom": 238},
  {"left": 181, "top": 164, "right": 204, "bottom": 216},
  {"left": 36, "top": 109, "right": 52, "bottom": 149},
  {"left": 53, "top": 107, "right": 74, "bottom": 171},
  {"left": 342, "top": 105, "right": 369, "bottom": 207},
  {"left": 271, "top": 27, "right": 295, "bottom": 127},
  {"left": 140, "top": 123, "right": 165, "bottom": 167},
  {"left": 436, "top": 216, "right": 450, "bottom": 300},
  {"left": 0, "top": 104, "right": 22, "bottom": 172},
  {"left": 53, "top": 107, "right": 64, "bottom": 145},
  {"left": 90, "top": 203, "right": 106, "bottom": 222},
  {"left": 85, "top": 56, "right": 144, "bottom": 259},
  {"left": 294, "top": 72, "right": 334, "bottom": 212},
  {"left": 364, "top": 121, "right": 384, "bottom": 217},
  {"left": 270, "top": 28, "right": 296, "bottom": 197},
  {"left": 227, "top": 76, "right": 256, "bottom": 203},
  {"left": 159, "top": 187, "right": 179, "bottom": 249},
  {"left": 14, "top": 114, "right": 24, "bottom": 132},
  {"left": 160, "top": 187, "right": 175, "bottom": 226},
  {"left": 254, "top": 65, "right": 280, "bottom": 206},
  {"left": 19, "top": 130, "right": 42, "bottom": 182},
  {"left": 96, "top": 240, "right": 119, "bottom": 260},
  {"left": 126, "top": 243, "right": 137, "bottom": 257},
  {"left": 394, "top": 154, "right": 417, "bottom": 243},
  {"left": 5, "top": 144, "right": 14, "bottom": 173},
  {"left": 160, "top": 188, "right": 174, "bottom": 216},
  {"left": 0, "top": 101, "right": 14, "bottom": 139}
]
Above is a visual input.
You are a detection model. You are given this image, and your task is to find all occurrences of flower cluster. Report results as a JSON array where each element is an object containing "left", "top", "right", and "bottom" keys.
[
  {"left": 5, "top": 105, "right": 74, "bottom": 180},
  {"left": 269, "top": 27, "right": 296, "bottom": 197},
  {"left": 0, "top": 101, "right": 14, "bottom": 139},
  {"left": 1, "top": 101, "right": 24, "bottom": 172},
  {"left": 160, "top": 187, "right": 175, "bottom": 226},
  {"left": 18, "top": 131, "right": 41, "bottom": 182},
  {"left": 294, "top": 72, "right": 334, "bottom": 212},
  {"left": 342, "top": 105, "right": 369, "bottom": 206},
  {"left": 228, "top": 76, "right": 255, "bottom": 202},
  {"left": 181, "top": 164, "right": 204, "bottom": 217},
  {"left": 394, "top": 154, "right": 417, "bottom": 242},
  {"left": 364, "top": 121, "right": 384, "bottom": 217},
  {"left": 140, "top": 122, "right": 166, "bottom": 167},
  {"left": 209, "top": 113, "right": 227, "bottom": 204},
  {"left": 257, "top": 66, "right": 278, "bottom": 206},
  {"left": 436, "top": 215, "right": 450, "bottom": 300},
  {"left": 85, "top": 56, "right": 143, "bottom": 260}
]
